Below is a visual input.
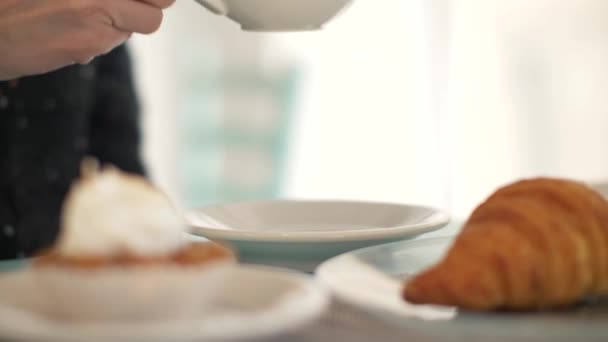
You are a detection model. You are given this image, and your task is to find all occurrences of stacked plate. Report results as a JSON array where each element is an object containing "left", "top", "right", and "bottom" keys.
[{"left": 186, "top": 199, "right": 450, "bottom": 272}]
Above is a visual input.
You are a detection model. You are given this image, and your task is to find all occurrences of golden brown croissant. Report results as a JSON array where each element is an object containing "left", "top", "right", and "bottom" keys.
[{"left": 403, "top": 178, "right": 608, "bottom": 311}]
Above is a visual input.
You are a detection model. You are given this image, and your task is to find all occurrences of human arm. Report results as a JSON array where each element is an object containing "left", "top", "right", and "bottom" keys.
[{"left": 0, "top": 0, "right": 175, "bottom": 80}]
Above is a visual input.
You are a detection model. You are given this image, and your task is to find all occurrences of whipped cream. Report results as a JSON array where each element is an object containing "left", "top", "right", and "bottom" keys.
[{"left": 56, "top": 166, "right": 186, "bottom": 257}]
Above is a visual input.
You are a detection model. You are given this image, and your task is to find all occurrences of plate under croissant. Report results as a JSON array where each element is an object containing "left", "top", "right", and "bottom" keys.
[{"left": 316, "top": 235, "right": 608, "bottom": 341}]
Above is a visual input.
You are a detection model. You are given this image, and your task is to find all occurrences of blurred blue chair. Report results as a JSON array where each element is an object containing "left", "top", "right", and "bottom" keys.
[{"left": 177, "top": 64, "right": 301, "bottom": 207}]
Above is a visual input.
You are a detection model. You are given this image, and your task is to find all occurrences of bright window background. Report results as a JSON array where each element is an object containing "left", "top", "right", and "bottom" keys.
[{"left": 130, "top": 0, "right": 608, "bottom": 219}]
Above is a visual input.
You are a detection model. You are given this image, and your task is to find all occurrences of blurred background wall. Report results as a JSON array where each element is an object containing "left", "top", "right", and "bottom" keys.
[{"left": 129, "top": 0, "right": 608, "bottom": 219}]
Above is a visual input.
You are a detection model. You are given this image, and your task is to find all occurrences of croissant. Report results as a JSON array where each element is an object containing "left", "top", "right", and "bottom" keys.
[{"left": 403, "top": 178, "right": 608, "bottom": 311}]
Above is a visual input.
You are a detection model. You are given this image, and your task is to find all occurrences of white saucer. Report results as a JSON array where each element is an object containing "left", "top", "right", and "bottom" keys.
[
  {"left": 0, "top": 265, "right": 328, "bottom": 342},
  {"left": 187, "top": 200, "right": 450, "bottom": 272}
]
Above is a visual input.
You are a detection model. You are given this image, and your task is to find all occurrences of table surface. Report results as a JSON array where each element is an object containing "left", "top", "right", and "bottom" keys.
[
  {"left": 2, "top": 221, "right": 582, "bottom": 341},
  {"left": 264, "top": 222, "right": 465, "bottom": 342},
  {"left": 270, "top": 220, "right": 608, "bottom": 342},
  {"left": 3, "top": 220, "right": 603, "bottom": 341},
  {"left": 0, "top": 222, "right": 465, "bottom": 342}
]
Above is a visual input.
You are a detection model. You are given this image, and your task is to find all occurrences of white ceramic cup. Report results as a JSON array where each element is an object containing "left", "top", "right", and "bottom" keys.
[{"left": 194, "top": 0, "right": 355, "bottom": 31}]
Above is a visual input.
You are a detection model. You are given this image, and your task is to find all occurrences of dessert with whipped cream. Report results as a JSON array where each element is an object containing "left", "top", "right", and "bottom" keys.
[
  {"left": 1, "top": 160, "right": 234, "bottom": 322},
  {"left": 36, "top": 162, "right": 234, "bottom": 267}
]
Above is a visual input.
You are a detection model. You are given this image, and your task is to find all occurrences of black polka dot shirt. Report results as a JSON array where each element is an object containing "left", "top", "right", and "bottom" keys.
[{"left": 0, "top": 45, "right": 146, "bottom": 260}]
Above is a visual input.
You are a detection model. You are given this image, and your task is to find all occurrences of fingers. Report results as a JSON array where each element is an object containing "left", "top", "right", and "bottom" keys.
[
  {"left": 105, "top": 0, "right": 165, "bottom": 34},
  {"left": 59, "top": 0, "right": 170, "bottom": 64},
  {"left": 79, "top": 30, "right": 131, "bottom": 63},
  {"left": 0, "top": 0, "right": 174, "bottom": 79},
  {"left": 60, "top": 26, "right": 130, "bottom": 65},
  {"left": 137, "top": 0, "right": 177, "bottom": 9}
]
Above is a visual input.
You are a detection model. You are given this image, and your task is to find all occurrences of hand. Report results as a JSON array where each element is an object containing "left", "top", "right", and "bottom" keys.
[{"left": 0, "top": 0, "right": 175, "bottom": 80}]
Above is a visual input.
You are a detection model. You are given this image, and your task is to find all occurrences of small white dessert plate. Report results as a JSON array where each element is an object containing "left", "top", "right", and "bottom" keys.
[
  {"left": 0, "top": 265, "right": 328, "bottom": 342},
  {"left": 186, "top": 200, "right": 450, "bottom": 272}
]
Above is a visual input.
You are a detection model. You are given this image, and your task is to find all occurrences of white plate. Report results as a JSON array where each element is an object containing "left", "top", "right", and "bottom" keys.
[
  {"left": 0, "top": 265, "right": 328, "bottom": 342},
  {"left": 590, "top": 181, "right": 608, "bottom": 199},
  {"left": 187, "top": 200, "right": 450, "bottom": 272},
  {"left": 317, "top": 236, "right": 608, "bottom": 341}
]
